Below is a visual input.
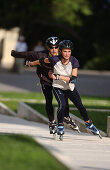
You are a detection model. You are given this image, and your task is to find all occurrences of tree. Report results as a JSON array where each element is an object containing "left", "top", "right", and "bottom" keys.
[
  {"left": 52, "top": 0, "right": 92, "bottom": 26},
  {"left": 0, "top": 0, "right": 110, "bottom": 70},
  {"left": 83, "top": 0, "right": 110, "bottom": 70}
]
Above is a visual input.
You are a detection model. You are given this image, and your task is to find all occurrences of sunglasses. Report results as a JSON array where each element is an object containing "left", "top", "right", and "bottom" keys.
[{"left": 49, "top": 46, "right": 58, "bottom": 49}]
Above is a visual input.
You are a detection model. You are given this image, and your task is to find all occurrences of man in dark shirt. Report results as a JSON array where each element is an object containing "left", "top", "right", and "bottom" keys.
[{"left": 11, "top": 37, "right": 79, "bottom": 134}]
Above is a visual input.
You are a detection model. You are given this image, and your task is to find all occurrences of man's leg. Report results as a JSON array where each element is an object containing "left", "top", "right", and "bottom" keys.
[
  {"left": 64, "top": 92, "right": 80, "bottom": 132},
  {"left": 64, "top": 94, "right": 69, "bottom": 117},
  {"left": 41, "top": 83, "right": 57, "bottom": 134},
  {"left": 53, "top": 88, "right": 66, "bottom": 124},
  {"left": 67, "top": 88, "right": 100, "bottom": 135},
  {"left": 66, "top": 88, "right": 89, "bottom": 121},
  {"left": 53, "top": 88, "right": 65, "bottom": 135},
  {"left": 41, "top": 83, "right": 54, "bottom": 122}
]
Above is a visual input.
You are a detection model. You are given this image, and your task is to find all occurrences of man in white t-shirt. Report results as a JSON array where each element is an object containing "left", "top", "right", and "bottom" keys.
[{"left": 48, "top": 40, "right": 101, "bottom": 138}]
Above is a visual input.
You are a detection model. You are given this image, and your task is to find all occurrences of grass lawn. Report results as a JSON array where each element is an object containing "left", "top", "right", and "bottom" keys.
[
  {"left": 0, "top": 92, "right": 45, "bottom": 112},
  {"left": 0, "top": 92, "right": 110, "bottom": 133},
  {"left": 0, "top": 134, "right": 68, "bottom": 170}
]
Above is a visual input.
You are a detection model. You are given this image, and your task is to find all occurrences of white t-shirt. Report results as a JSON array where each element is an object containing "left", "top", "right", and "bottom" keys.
[{"left": 48, "top": 55, "right": 79, "bottom": 91}]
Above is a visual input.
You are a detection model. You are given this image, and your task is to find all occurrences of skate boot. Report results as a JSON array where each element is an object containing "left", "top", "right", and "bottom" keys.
[
  {"left": 64, "top": 116, "right": 80, "bottom": 133},
  {"left": 57, "top": 124, "right": 64, "bottom": 141},
  {"left": 85, "top": 121, "right": 102, "bottom": 139},
  {"left": 48, "top": 120, "right": 57, "bottom": 135}
]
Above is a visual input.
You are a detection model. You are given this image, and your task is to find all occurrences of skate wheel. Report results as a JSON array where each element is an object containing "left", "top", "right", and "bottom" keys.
[
  {"left": 77, "top": 129, "right": 80, "bottom": 133},
  {"left": 70, "top": 125, "right": 80, "bottom": 133},
  {"left": 53, "top": 133, "right": 57, "bottom": 139},
  {"left": 59, "top": 135, "right": 63, "bottom": 141},
  {"left": 53, "top": 133, "right": 56, "bottom": 136},
  {"left": 99, "top": 134, "right": 102, "bottom": 139}
]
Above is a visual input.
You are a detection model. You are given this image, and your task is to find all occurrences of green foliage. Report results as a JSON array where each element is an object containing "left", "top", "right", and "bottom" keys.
[
  {"left": 52, "top": 0, "right": 92, "bottom": 26},
  {"left": 0, "top": 0, "right": 51, "bottom": 29},
  {"left": 81, "top": 0, "right": 110, "bottom": 70},
  {"left": 84, "top": 43, "right": 110, "bottom": 70},
  {"left": 0, "top": 0, "right": 110, "bottom": 69}
]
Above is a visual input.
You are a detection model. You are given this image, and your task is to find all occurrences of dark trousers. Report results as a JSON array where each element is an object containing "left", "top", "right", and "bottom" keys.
[
  {"left": 41, "top": 84, "right": 69, "bottom": 122},
  {"left": 53, "top": 87, "right": 89, "bottom": 124}
]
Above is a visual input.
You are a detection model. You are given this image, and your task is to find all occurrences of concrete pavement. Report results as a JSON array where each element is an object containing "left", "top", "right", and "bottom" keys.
[{"left": 0, "top": 114, "right": 110, "bottom": 170}]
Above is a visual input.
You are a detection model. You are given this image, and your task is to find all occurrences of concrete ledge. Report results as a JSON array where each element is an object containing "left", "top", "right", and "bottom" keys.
[
  {"left": 0, "top": 102, "right": 16, "bottom": 116},
  {"left": 17, "top": 102, "right": 48, "bottom": 124},
  {"left": 0, "top": 102, "right": 107, "bottom": 137},
  {"left": 69, "top": 113, "right": 88, "bottom": 133},
  {"left": 69, "top": 113, "right": 107, "bottom": 137},
  {"left": 107, "top": 116, "right": 110, "bottom": 137}
]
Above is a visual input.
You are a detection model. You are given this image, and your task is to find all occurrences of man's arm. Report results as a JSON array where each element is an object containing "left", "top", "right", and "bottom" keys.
[
  {"left": 26, "top": 60, "right": 40, "bottom": 66},
  {"left": 11, "top": 50, "right": 39, "bottom": 61},
  {"left": 60, "top": 68, "right": 78, "bottom": 82},
  {"left": 25, "top": 57, "right": 50, "bottom": 67},
  {"left": 48, "top": 68, "right": 78, "bottom": 82},
  {"left": 71, "top": 68, "right": 78, "bottom": 77}
]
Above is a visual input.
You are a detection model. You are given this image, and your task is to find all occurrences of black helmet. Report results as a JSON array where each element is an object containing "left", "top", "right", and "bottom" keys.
[
  {"left": 59, "top": 40, "right": 74, "bottom": 50},
  {"left": 45, "top": 36, "right": 60, "bottom": 48}
]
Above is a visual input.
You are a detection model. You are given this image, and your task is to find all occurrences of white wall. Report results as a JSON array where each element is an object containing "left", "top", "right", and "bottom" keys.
[{"left": 0, "top": 27, "right": 19, "bottom": 69}]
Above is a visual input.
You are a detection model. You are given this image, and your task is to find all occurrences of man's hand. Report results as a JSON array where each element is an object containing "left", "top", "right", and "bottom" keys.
[
  {"left": 11, "top": 50, "right": 16, "bottom": 57},
  {"left": 25, "top": 61, "right": 31, "bottom": 67},
  {"left": 48, "top": 70, "right": 56, "bottom": 79}
]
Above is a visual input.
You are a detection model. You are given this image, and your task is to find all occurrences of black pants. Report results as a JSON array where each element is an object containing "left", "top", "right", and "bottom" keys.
[
  {"left": 41, "top": 84, "right": 69, "bottom": 122},
  {"left": 53, "top": 87, "right": 89, "bottom": 124}
]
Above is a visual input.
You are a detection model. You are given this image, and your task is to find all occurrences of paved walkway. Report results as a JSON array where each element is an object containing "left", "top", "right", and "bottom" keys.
[{"left": 0, "top": 114, "right": 110, "bottom": 170}]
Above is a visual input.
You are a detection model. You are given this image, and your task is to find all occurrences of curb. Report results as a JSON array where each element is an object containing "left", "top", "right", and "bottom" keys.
[
  {"left": 0, "top": 102, "right": 16, "bottom": 116},
  {"left": 17, "top": 102, "right": 48, "bottom": 124}
]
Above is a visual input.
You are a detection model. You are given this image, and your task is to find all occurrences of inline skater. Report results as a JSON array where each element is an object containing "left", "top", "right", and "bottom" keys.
[
  {"left": 26, "top": 40, "right": 101, "bottom": 140},
  {"left": 11, "top": 37, "right": 79, "bottom": 135}
]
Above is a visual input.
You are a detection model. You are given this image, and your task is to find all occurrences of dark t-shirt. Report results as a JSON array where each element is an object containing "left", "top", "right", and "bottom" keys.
[{"left": 12, "top": 50, "right": 53, "bottom": 85}]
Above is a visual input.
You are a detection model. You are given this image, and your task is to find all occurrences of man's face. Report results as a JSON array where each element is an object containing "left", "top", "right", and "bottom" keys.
[
  {"left": 48, "top": 45, "right": 59, "bottom": 56},
  {"left": 61, "top": 48, "right": 71, "bottom": 60}
]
